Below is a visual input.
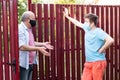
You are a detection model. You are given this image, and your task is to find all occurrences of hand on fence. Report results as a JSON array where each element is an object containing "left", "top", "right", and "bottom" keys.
[{"left": 63, "top": 7, "right": 69, "bottom": 17}]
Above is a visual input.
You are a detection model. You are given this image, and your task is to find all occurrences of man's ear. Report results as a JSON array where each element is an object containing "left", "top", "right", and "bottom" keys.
[{"left": 91, "top": 22, "right": 95, "bottom": 26}]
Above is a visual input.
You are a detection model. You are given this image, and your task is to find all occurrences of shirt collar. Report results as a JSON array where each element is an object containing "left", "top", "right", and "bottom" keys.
[{"left": 21, "top": 22, "right": 29, "bottom": 30}]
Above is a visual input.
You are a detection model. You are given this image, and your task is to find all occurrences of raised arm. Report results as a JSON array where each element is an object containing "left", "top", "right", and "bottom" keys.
[{"left": 63, "top": 8, "right": 83, "bottom": 28}]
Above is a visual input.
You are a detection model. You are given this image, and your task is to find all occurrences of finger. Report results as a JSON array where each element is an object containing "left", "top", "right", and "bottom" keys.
[
  {"left": 45, "top": 53, "right": 51, "bottom": 56},
  {"left": 44, "top": 51, "right": 50, "bottom": 56},
  {"left": 42, "top": 47, "right": 46, "bottom": 50},
  {"left": 62, "top": 7, "right": 66, "bottom": 11}
]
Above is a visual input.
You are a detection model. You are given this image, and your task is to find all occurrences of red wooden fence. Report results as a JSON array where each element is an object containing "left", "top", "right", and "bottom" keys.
[
  {"left": 29, "top": 4, "right": 120, "bottom": 80},
  {"left": 0, "top": 1, "right": 120, "bottom": 80},
  {"left": 0, "top": 0, "right": 19, "bottom": 80}
]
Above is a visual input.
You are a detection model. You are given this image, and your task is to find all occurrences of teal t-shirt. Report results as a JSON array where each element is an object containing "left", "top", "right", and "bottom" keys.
[{"left": 82, "top": 26, "right": 108, "bottom": 62}]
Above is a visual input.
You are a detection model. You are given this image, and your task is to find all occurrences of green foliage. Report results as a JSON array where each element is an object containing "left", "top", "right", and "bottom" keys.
[
  {"left": 32, "top": 0, "right": 43, "bottom": 3},
  {"left": 55, "top": 0, "right": 76, "bottom": 4},
  {"left": 18, "top": 0, "right": 27, "bottom": 23},
  {"left": 17, "top": 0, "right": 85, "bottom": 23}
]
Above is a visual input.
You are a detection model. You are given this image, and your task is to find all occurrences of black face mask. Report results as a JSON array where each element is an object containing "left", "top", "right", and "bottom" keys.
[{"left": 29, "top": 20, "right": 36, "bottom": 27}]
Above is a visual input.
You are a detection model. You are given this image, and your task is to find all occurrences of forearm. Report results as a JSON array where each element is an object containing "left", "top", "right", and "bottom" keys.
[
  {"left": 20, "top": 45, "right": 39, "bottom": 51},
  {"left": 99, "top": 38, "right": 114, "bottom": 52},
  {"left": 34, "top": 42, "right": 45, "bottom": 47},
  {"left": 65, "top": 16, "right": 83, "bottom": 28}
]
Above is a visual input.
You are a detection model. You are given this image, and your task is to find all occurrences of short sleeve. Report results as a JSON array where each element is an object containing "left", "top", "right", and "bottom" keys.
[
  {"left": 82, "top": 24, "right": 89, "bottom": 32},
  {"left": 97, "top": 28, "right": 108, "bottom": 40},
  {"left": 18, "top": 26, "right": 26, "bottom": 48}
]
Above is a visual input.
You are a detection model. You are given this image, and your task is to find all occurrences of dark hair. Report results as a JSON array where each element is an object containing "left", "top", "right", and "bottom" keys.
[{"left": 84, "top": 13, "right": 98, "bottom": 26}]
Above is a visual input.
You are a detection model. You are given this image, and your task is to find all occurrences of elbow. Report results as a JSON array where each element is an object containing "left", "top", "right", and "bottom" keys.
[
  {"left": 19, "top": 46, "right": 25, "bottom": 51},
  {"left": 111, "top": 38, "right": 114, "bottom": 43},
  {"left": 110, "top": 38, "right": 114, "bottom": 44}
]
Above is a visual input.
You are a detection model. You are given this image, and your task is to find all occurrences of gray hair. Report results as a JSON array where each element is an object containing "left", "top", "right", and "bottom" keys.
[{"left": 21, "top": 11, "right": 34, "bottom": 22}]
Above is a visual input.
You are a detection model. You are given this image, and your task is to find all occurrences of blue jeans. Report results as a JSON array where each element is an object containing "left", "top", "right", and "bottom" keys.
[{"left": 20, "top": 65, "right": 33, "bottom": 80}]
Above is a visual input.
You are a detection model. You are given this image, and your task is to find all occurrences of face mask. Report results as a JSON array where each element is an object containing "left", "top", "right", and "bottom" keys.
[
  {"left": 29, "top": 20, "right": 36, "bottom": 27},
  {"left": 83, "top": 22, "right": 91, "bottom": 31}
]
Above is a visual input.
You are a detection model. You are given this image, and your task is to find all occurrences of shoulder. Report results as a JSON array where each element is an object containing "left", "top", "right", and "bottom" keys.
[
  {"left": 96, "top": 28, "right": 108, "bottom": 40},
  {"left": 96, "top": 28, "right": 105, "bottom": 33},
  {"left": 18, "top": 23, "right": 27, "bottom": 33}
]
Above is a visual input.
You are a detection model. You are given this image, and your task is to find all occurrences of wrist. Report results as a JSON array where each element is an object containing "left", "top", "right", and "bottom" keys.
[{"left": 35, "top": 47, "right": 40, "bottom": 51}]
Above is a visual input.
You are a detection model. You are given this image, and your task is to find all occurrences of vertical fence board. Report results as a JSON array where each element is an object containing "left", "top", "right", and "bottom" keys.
[
  {"left": 105, "top": 6, "right": 109, "bottom": 80},
  {"left": 110, "top": 6, "right": 114, "bottom": 80},
  {"left": 60, "top": 5, "right": 65, "bottom": 80},
  {"left": 96, "top": 6, "right": 99, "bottom": 27},
  {"left": 114, "top": 6, "right": 118, "bottom": 80},
  {"left": 44, "top": 4, "right": 50, "bottom": 80},
  {"left": 101, "top": 6, "right": 105, "bottom": 29},
  {"left": 0, "top": 1, "right": 3, "bottom": 80},
  {"left": 2, "top": 0, "right": 10, "bottom": 80},
  {"left": 37, "top": 4, "right": 44, "bottom": 80},
  {"left": 50, "top": 4, "right": 56, "bottom": 80},
  {"left": 118, "top": 7, "right": 120, "bottom": 79},
  {"left": 70, "top": 5, "right": 75, "bottom": 80},
  {"left": 30, "top": 4, "right": 38, "bottom": 80},
  {"left": 9, "top": 0, "right": 15, "bottom": 80},
  {"left": 56, "top": 4, "right": 62, "bottom": 80},
  {"left": 76, "top": 5, "right": 81, "bottom": 80},
  {"left": 80, "top": 5, "right": 85, "bottom": 72},
  {"left": 65, "top": 5, "right": 70, "bottom": 80},
  {"left": 31, "top": 4, "right": 37, "bottom": 40}
]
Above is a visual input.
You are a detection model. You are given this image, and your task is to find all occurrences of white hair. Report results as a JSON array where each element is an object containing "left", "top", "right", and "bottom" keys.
[{"left": 21, "top": 11, "right": 34, "bottom": 22}]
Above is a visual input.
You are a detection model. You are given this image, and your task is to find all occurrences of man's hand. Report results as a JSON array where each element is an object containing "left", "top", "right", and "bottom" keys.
[
  {"left": 43, "top": 42, "right": 54, "bottom": 50},
  {"left": 37, "top": 47, "right": 50, "bottom": 56},
  {"left": 98, "top": 48, "right": 105, "bottom": 54}
]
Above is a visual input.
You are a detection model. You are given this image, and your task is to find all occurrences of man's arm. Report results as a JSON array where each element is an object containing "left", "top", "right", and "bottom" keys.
[
  {"left": 19, "top": 45, "right": 39, "bottom": 51},
  {"left": 34, "top": 42, "right": 45, "bottom": 47},
  {"left": 19, "top": 45, "right": 50, "bottom": 56},
  {"left": 63, "top": 8, "right": 83, "bottom": 28},
  {"left": 98, "top": 35, "right": 114, "bottom": 53},
  {"left": 35, "top": 42, "right": 53, "bottom": 50}
]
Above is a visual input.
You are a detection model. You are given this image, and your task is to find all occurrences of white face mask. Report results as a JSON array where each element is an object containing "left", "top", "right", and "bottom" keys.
[{"left": 83, "top": 22, "right": 91, "bottom": 31}]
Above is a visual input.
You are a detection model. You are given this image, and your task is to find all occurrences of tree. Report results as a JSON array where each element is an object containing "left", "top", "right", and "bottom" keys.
[
  {"left": 55, "top": 0, "right": 76, "bottom": 4},
  {"left": 18, "top": 0, "right": 27, "bottom": 23}
]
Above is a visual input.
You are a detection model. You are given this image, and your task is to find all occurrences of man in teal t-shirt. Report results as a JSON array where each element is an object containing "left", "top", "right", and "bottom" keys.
[{"left": 64, "top": 8, "right": 114, "bottom": 80}]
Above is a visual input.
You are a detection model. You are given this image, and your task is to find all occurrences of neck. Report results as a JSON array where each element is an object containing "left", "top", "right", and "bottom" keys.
[{"left": 91, "top": 25, "right": 96, "bottom": 31}]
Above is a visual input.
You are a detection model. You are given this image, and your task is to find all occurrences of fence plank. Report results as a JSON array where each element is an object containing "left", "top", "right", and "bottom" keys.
[
  {"left": 105, "top": 6, "right": 109, "bottom": 80},
  {"left": 31, "top": 4, "right": 37, "bottom": 40},
  {"left": 114, "top": 6, "right": 118, "bottom": 80},
  {"left": 101, "top": 6, "right": 105, "bottom": 29},
  {"left": 2, "top": 0, "right": 10, "bottom": 80},
  {"left": 76, "top": 5, "right": 81, "bottom": 80},
  {"left": 96, "top": 6, "right": 100, "bottom": 27},
  {"left": 37, "top": 4, "right": 44, "bottom": 80},
  {"left": 30, "top": 4, "right": 38, "bottom": 80},
  {"left": 70, "top": 5, "right": 76, "bottom": 80},
  {"left": 44, "top": 4, "right": 50, "bottom": 80},
  {"left": 60, "top": 5, "right": 65, "bottom": 80},
  {"left": 118, "top": 7, "right": 120, "bottom": 79},
  {"left": 0, "top": 1, "right": 3, "bottom": 80},
  {"left": 64, "top": 5, "right": 70, "bottom": 80},
  {"left": 50, "top": 4, "right": 56, "bottom": 80},
  {"left": 56, "top": 4, "right": 62, "bottom": 80},
  {"left": 9, "top": 0, "right": 15, "bottom": 80},
  {"left": 110, "top": 6, "right": 114, "bottom": 80}
]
